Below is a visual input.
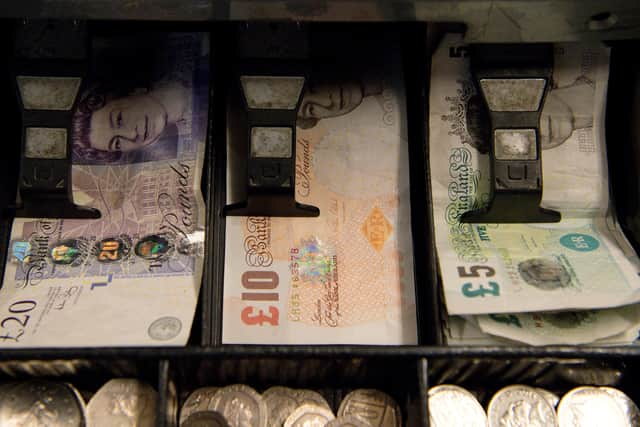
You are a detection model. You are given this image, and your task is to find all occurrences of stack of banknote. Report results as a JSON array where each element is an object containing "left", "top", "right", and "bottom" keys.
[
  {"left": 430, "top": 33, "right": 640, "bottom": 346},
  {"left": 0, "top": 32, "right": 209, "bottom": 347},
  {"left": 222, "top": 38, "right": 418, "bottom": 344}
]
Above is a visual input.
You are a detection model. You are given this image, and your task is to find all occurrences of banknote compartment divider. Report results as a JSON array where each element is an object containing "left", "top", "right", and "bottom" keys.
[
  {"left": 9, "top": 20, "right": 100, "bottom": 220},
  {"left": 605, "top": 40, "right": 640, "bottom": 255},
  {"left": 460, "top": 43, "right": 561, "bottom": 224}
]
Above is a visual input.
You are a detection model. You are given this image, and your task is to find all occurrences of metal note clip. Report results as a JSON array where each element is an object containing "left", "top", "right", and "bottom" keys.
[
  {"left": 11, "top": 20, "right": 100, "bottom": 219},
  {"left": 224, "top": 23, "right": 319, "bottom": 217},
  {"left": 461, "top": 43, "right": 560, "bottom": 223}
]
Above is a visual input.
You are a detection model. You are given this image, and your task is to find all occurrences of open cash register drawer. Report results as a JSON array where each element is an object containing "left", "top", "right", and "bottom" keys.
[{"left": 0, "top": 9, "right": 638, "bottom": 427}]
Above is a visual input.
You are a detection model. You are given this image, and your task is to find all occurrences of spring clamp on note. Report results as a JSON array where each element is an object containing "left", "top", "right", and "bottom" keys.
[
  {"left": 461, "top": 43, "right": 560, "bottom": 223},
  {"left": 224, "top": 23, "right": 320, "bottom": 217},
  {"left": 11, "top": 20, "right": 100, "bottom": 219}
]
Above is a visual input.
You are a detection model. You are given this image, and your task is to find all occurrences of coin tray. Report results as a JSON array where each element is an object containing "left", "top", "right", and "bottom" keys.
[
  {"left": 0, "top": 357, "right": 161, "bottom": 419},
  {"left": 0, "top": 17, "right": 639, "bottom": 427},
  {"left": 164, "top": 356, "right": 424, "bottom": 426}
]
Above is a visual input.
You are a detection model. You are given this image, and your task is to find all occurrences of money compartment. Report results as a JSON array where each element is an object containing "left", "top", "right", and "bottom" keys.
[
  {"left": 209, "top": 22, "right": 440, "bottom": 346},
  {"left": 163, "top": 355, "right": 426, "bottom": 426},
  {"left": 0, "top": 357, "right": 163, "bottom": 425},
  {"left": 424, "top": 355, "right": 640, "bottom": 425},
  {"left": 428, "top": 28, "right": 640, "bottom": 348},
  {"left": 0, "top": 20, "right": 216, "bottom": 348}
]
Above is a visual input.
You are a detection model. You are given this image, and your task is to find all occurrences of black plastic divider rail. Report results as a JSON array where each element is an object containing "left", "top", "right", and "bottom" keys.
[
  {"left": 418, "top": 357, "right": 429, "bottom": 427},
  {"left": 158, "top": 359, "right": 173, "bottom": 427},
  {"left": 200, "top": 22, "right": 228, "bottom": 347},
  {"left": 606, "top": 40, "right": 640, "bottom": 255},
  {"left": 402, "top": 22, "right": 442, "bottom": 345},
  {"left": 0, "top": 20, "right": 21, "bottom": 288},
  {"left": 208, "top": 22, "right": 235, "bottom": 346}
]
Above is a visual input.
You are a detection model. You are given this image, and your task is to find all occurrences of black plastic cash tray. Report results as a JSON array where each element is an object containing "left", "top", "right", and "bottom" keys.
[{"left": 0, "top": 15, "right": 639, "bottom": 427}]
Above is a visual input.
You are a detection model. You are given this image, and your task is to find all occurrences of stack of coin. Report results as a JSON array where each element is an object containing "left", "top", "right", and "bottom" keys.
[
  {"left": 428, "top": 383, "right": 640, "bottom": 427},
  {"left": 487, "top": 385, "right": 559, "bottom": 426},
  {"left": 428, "top": 384, "right": 488, "bottom": 427},
  {"left": 557, "top": 386, "right": 640, "bottom": 427},
  {"left": 86, "top": 378, "right": 158, "bottom": 427},
  {"left": 180, "top": 385, "right": 402, "bottom": 427},
  {"left": 0, "top": 380, "right": 86, "bottom": 427},
  {"left": 0, "top": 377, "right": 156, "bottom": 427}
]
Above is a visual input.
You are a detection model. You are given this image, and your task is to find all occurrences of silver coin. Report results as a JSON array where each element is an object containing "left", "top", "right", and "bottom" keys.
[
  {"left": 66, "top": 382, "right": 88, "bottom": 422},
  {"left": 294, "top": 390, "right": 331, "bottom": 410},
  {"left": 558, "top": 386, "right": 629, "bottom": 427},
  {"left": 210, "top": 384, "right": 267, "bottom": 427},
  {"left": 284, "top": 404, "right": 335, "bottom": 427},
  {"left": 488, "top": 385, "right": 557, "bottom": 427},
  {"left": 179, "top": 387, "right": 220, "bottom": 425},
  {"left": 599, "top": 387, "right": 640, "bottom": 426},
  {"left": 337, "top": 389, "right": 401, "bottom": 427},
  {"left": 534, "top": 388, "right": 560, "bottom": 409},
  {"left": 0, "top": 380, "right": 85, "bottom": 427},
  {"left": 262, "top": 386, "right": 300, "bottom": 427},
  {"left": 325, "top": 415, "right": 371, "bottom": 426},
  {"left": 86, "top": 378, "right": 157, "bottom": 427},
  {"left": 182, "top": 411, "right": 230, "bottom": 427},
  {"left": 428, "top": 385, "right": 487, "bottom": 427}
]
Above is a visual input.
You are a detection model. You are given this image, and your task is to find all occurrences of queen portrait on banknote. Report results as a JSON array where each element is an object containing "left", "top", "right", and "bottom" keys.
[
  {"left": 71, "top": 79, "right": 189, "bottom": 164},
  {"left": 296, "top": 74, "right": 383, "bottom": 129}
]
